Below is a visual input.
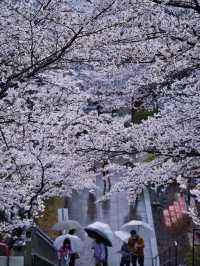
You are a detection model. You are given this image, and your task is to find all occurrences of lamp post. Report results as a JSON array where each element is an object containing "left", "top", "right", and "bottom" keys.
[
  {"left": 174, "top": 241, "right": 178, "bottom": 266},
  {"left": 101, "top": 159, "right": 111, "bottom": 194}
]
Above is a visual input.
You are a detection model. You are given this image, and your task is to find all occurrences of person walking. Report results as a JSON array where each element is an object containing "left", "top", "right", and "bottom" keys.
[
  {"left": 103, "top": 245, "right": 108, "bottom": 266},
  {"left": 128, "top": 230, "right": 144, "bottom": 266},
  {"left": 57, "top": 238, "right": 72, "bottom": 266},
  {"left": 120, "top": 242, "right": 130, "bottom": 266},
  {"left": 92, "top": 238, "right": 107, "bottom": 266},
  {"left": 68, "top": 229, "right": 80, "bottom": 266}
]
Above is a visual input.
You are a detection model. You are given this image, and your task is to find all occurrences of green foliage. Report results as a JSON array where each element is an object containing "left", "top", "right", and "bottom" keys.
[
  {"left": 131, "top": 109, "right": 155, "bottom": 124},
  {"left": 145, "top": 153, "right": 157, "bottom": 162},
  {"left": 37, "top": 197, "right": 64, "bottom": 239}
]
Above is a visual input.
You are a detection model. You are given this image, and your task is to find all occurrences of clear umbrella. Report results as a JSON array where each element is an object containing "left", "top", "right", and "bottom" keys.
[
  {"left": 115, "top": 230, "right": 130, "bottom": 243},
  {"left": 53, "top": 234, "right": 83, "bottom": 252},
  {"left": 120, "top": 220, "right": 154, "bottom": 237},
  {"left": 52, "top": 220, "right": 86, "bottom": 240},
  {"left": 85, "top": 221, "right": 113, "bottom": 246}
]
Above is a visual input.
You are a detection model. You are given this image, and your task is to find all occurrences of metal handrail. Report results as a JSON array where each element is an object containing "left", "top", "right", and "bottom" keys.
[
  {"left": 31, "top": 226, "right": 59, "bottom": 266},
  {"left": 32, "top": 227, "right": 54, "bottom": 248},
  {"left": 152, "top": 254, "right": 159, "bottom": 266},
  {"left": 32, "top": 253, "right": 57, "bottom": 266}
]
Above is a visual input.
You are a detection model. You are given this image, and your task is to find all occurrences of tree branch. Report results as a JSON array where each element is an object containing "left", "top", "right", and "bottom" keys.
[
  {"left": 26, "top": 156, "right": 45, "bottom": 219},
  {"left": 151, "top": 0, "right": 200, "bottom": 13}
]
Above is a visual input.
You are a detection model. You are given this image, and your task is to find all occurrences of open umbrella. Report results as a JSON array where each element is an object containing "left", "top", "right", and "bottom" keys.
[
  {"left": 115, "top": 230, "right": 130, "bottom": 243},
  {"left": 85, "top": 221, "right": 113, "bottom": 247},
  {"left": 121, "top": 220, "right": 154, "bottom": 237},
  {"left": 53, "top": 234, "right": 83, "bottom": 252},
  {"left": 52, "top": 220, "right": 86, "bottom": 240}
]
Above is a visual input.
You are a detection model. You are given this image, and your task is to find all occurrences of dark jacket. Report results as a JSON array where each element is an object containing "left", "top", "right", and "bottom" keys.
[
  {"left": 103, "top": 246, "right": 108, "bottom": 266},
  {"left": 121, "top": 243, "right": 130, "bottom": 261}
]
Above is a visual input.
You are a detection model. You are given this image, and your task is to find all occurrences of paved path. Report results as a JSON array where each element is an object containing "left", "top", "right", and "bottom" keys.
[
  {"left": 136, "top": 194, "right": 154, "bottom": 266},
  {"left": 65, "top": 175, "right": 156, "bottom": 266}
]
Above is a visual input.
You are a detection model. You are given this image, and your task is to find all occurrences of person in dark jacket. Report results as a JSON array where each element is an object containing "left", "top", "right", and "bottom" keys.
[
  {"left": 103, "top": 245, "right": 108, "bottom": 266},
  {"left": 120, "top": 242, "right": 130, "bottom": 266},
  {"left": 68, "top": 229, "right": 79, "bottom": 266}
]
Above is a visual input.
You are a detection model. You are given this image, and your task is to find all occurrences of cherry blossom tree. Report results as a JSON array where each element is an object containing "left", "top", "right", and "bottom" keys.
[{"left": 1, "top": 0, "right": 200, "bottom": 231}]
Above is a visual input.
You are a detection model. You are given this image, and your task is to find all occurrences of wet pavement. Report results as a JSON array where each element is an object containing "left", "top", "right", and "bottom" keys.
[{"left": 65, "top": 174, "right": 154, "bottom": 266}]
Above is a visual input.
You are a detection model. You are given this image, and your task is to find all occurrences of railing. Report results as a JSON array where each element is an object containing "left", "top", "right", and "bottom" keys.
[
  {"left": 152, "top": 255, "right": 160, "bottom": 266},
  {"left": 1, "top": 226, "right": 59, "bottom": 266},
  {"left": 31, "top": 226, "right": 58, "bottom": 266}
]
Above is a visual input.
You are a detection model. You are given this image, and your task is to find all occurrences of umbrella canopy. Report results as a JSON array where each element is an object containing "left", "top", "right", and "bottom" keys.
[
  {"left": 85, "top": 221, "right": 113, "bottom": 247},
  {"left": 52, "top": 220, "right": 86, "bottom": 240},
  {"left": 121, "top": 220, "right": 154, "bottom": 237},
  {"left": 53, "top": 234, "right": 83, "bottom": 252},
  {"left": 115, "top": 230, "right": 130, "bottom": 243}
]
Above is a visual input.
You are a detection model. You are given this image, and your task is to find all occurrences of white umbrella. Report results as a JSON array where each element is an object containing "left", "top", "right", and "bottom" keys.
[
  {"left": 53, "top": 234, "right": 83, "bottom": 252},
  {"left": 52, "top": 220, "right": 86, "bottom": 240},
  {"left": 121, "top": 220, "right": 154, "bottom": 237},
  {"left": 85, "top": 221, "right": 113, "bottom": 246},
  {"left": 115, "top": 230, "right": 130, "bottom": 243}
]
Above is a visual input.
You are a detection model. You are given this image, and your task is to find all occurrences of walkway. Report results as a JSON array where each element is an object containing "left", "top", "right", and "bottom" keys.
[
  {"left": 65, "top": 174, "right": 158, "bottom": 265},
  {"left": 136, "top": 190, "right": 158, "bottom": 266}
]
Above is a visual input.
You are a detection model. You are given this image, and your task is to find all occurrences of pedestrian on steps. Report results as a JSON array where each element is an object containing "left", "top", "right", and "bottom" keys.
[
  {"left": 128, "top": 230, "right": 144, "bottom": 266},
  {"left": 120, "top": 242, "right": 130, "bottom": 266},
  {"left": 57, "top": 238, "right": 72, "bottom": 266},
  {"left": 103, "top": 245, "right": 108, "bottom": 266},
  {"left": 68, "top": 229, "right": 80, "bottom": 266},
  {"left": 92, "top": 238, "right": 107, "bottom": 266}
]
